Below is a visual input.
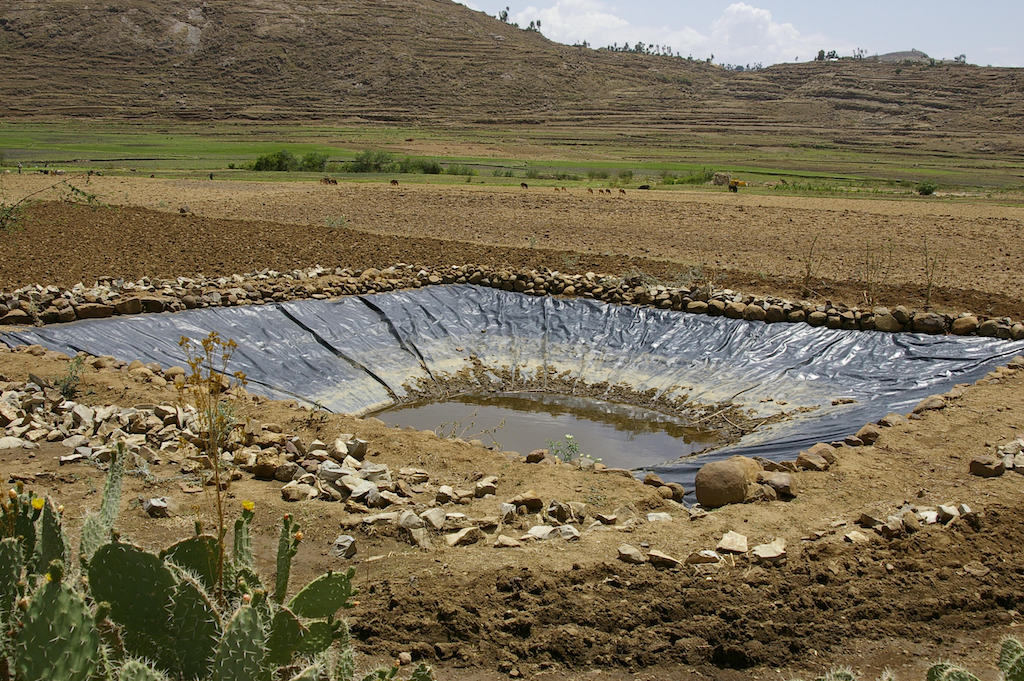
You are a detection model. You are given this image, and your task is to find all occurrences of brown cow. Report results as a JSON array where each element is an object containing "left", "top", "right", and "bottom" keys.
[
  {"left": 587, "top": 188, "right": 594, "bottom": 194},
  {"left": 390, "top": 179, "right": 399, "bottom": 186},
  {"left": 520, "top": 182, "right": 529, "bottom": 189},
  {"left": 619, "top": 188, "right": 626, "bottom": 195}
]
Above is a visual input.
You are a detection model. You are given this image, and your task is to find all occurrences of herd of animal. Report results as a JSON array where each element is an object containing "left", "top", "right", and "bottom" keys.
[{"left": 320, "top": 177, "right": 634, "bottom": 194}]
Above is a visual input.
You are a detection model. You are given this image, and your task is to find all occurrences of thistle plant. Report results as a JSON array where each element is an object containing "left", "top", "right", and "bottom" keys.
[{"left": 176, "top": 331, "right": 247, "bottom": 605}]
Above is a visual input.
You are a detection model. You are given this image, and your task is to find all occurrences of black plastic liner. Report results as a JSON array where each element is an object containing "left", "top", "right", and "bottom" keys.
[{"left": 4, "top": 285, "right": 1022, "bottom": 485}]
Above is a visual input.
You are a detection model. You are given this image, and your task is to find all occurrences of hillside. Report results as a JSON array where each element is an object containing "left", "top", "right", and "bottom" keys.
[{"left": 1, "top": 0, "right": 1023, "bottom": 140}]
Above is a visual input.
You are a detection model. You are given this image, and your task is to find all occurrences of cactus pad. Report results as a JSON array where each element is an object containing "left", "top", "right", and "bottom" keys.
[
  {"left": 35, "top": 499, "right": 67, "bottom": 575},
  {"left": 296, "top": 620, "right": 335, "bottom": 658},
  {"left": 118, "top": 659, "right": 172, "bottom": 681},
  {"left": 287, "top": 568, "right": 357, "bottom": 619},
  {"left": 288, "top": 664, "right": 323, "bottom": 681},
  {"left": 1000, "top": 637, "right": 1024, "bottom": 680},
  {"left": 0, "top": 537, "right": 23, "bottom": 615},
  {"left": 167, "top": 571, "right": 223, "bottom": 679},
  {"left": 160, "top": 535, "right": 221, "bottom": 594},
  {"left": 265, "top": 606, "right": 303, "bottom": 667},
  {"left": 15, "top": 569, "right": 100, "bottom": 681},
  {"left": 926, "top": 664, "right": 980, "bottom": 681},
  {"left": 211, "top": 604, "right": 268, "bottom": 681}
]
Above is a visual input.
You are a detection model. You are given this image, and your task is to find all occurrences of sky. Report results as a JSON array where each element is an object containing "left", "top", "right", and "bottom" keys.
[{"left": 456, "top": 0, "right": 1024, "bottom": 67}]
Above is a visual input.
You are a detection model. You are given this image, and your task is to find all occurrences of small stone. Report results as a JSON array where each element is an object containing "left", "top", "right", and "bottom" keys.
[
  {"left": 844, "top": 530, "right": 869, "bottom": 543},
  {"left": 509, "top": 490, "right": 543, "bottom": 513},
  {"left": 435, "top": 485, "right": 456, "bottom": 504},
  {"left": 685, "top": 549, "right": 721, "bottom": 565},
  {"left": 937, "top": 505, "right": 960, "bottom": 523},
  {"left": 646, "top": 512, "right": 672, "bottom": 523},
  {"left": 617, "top": 544, "right": 648, "bottom": 564},
  {"left": 751, "top": 537, "right": 786, "bottom": 563},
  {"left": 969, "top": 456, "right": 1005, "bottom": 478},
  {"left": 546, "top": 499, "right": 572, "bottom": 523},
  {"left": 494, "top": 535, "right": 522, "bottom": 548},
  {"left": 757, "top": 471, "right": 796, "bottom": 499},
  {"left": 331, "top": 535, "right": 358, "bottom": 558},
  {"left": 878, "top": 413, "right": 907, "bottom": 427},
  {"left": 913, "top": 395, "right": 946, "bottom": 414},
  {"left": 555, "top": 525, "right": 581, "bottom": 541},
  {"left": 420, "top": 508, "right": 447, "bottom": 530},
  {"left": 795, "top": 450, "right": 829, "bottom": 471},
  {"left": 397, "top": 652, "right": 413, "bottom": 666},
  {"left": 647, "top": 550, "right": 682, "bottom": 569},
  {"left": 643, "top": 473, "right": 667, "bottom": 487},
  {"left": 499, "top": 503, "right": 517, "bottom": 523},
  {"left": 595, "top": 513, "right": 618, "bottom": 525},
  {"left": 716, "top": 530, "right": 748, "bottom": 554},
  {"left": 524, "top": 525, "right": 556, "bottom": 540},
  {"left": 406, "top": 528, "right": 433, "bottom": 549},
  {"left": 142, "top": 497, "right": 170, "bottom": 518},
  {"left": 917, "top": 510, "right": 939, "bottom": 524},
  {"left": 445, "top": 527, "right": 484, "bottom": 547},
  {"left": 855, "top": 423, "right": 882, "bottom": 445},
  {"left": 525, "top": 449, "right": 547, "bottom": 463},
  {"left": 398, "top": 510, "right": 425, "bottom": 530},
  {"left": 281, "top": 481, "right": 318, "bottom": 502}
]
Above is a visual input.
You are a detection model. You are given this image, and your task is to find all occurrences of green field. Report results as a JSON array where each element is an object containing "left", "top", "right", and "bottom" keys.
[{"left": 2, "top": 120, "right": 1023, "bottom": 200}]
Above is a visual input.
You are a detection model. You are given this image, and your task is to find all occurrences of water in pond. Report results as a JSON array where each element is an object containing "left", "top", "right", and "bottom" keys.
[{"left": 374, "top": 392, "right": 720, "bottom": 470}]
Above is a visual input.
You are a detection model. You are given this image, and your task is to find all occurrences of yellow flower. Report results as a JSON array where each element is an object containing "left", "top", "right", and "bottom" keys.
[
  {"left": 241, "top": 500, "right": 255, "bottom": 512},
  {"left": 294, "top": 531, "right": 304, "bottom": 542},
  {"left": 31, "top": 498, "right": 45, "bottom": 510},
  {"left": 45, "top": 572, "right": 52, "bottom": 583}
]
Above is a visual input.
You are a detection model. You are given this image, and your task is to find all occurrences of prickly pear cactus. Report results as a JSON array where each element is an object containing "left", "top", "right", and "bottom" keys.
[
  {"left": 233, "top": 503, "right": 255, "bottom": 574},
  {"left": 288, "top": 663, "right": 323, "bottom": 681},
  {"left": 926, "top": 663, "right": 981, "bottom": 681},
  {"left": 167, "top": 569, "right": 223, "bottom": 680},
  {"left": 334, "top": 645, "right": 356, "bottom": 681},
  {"left": 0, "top": 537, "right": 23, "bottom": 615},
  {"left": 118, "top": 659, "right": 172, "bottom": 681},
  {"left": 409, "top": 663, "right": 434, "bottom": 681},
  {"left": 265, "top": 606, "right": 304, "bottom": 668},
  {"left": 87, "top": 541, "right": 178, "bottom": 670},
  {"left": 296, "top": 620, "right": 335, "bottom": 658},
  {"left": 211, "top": 604, "right": 268, "bottom": 681},
  {"left": 288, "top": 568, "right": 357, "bottom": 619},
  {"left": 1002, "top": 637, "right": 1024, "bottom": 681},
  {"left": 80, "top": 444, "right": 127, "bottom": 562},
  {"left": 14, "top": 562, "right": 100, "bottom": 681},
  {"left": 160, "top": 535, "right": 221, "bottom": 594},
  {"left": 274, "top": 515, "right": 301, "bottom": 604},
  {"left": 35, "top": 499, "right": 68, "bottom": 574},
  {"left": 1, "top": 484, "right": 41, "bottom": 563}
]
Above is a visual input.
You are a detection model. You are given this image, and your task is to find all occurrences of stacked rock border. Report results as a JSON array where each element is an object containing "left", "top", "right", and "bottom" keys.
[{"left": 1, "top": 263, "right": 1022, "bottom": 340}]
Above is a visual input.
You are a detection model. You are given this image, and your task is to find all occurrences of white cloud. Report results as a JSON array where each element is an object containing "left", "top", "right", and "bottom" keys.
[{"left": 509, "top": 1, "right": 837, "bottom": 65}]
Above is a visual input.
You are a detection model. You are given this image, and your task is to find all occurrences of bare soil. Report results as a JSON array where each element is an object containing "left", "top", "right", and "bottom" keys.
[
  {"left": 3, "top": 176, "right": 1024, "bottom": 679},
  {"left": 5, "top": 175, "right": 1024, "bottom": 318}
]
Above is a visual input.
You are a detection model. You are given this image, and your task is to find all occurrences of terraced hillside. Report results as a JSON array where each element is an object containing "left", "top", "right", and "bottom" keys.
[{"left": 2, "top": 0, "right": 1023, "bottom": 143}]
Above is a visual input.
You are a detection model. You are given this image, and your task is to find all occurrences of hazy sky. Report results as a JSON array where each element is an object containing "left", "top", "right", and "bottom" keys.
[{"left": 458, "top": 0, "right": 1023, "bottom": 67}]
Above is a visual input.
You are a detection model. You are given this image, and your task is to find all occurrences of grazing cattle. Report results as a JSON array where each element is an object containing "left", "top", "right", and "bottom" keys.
[
  {"left": 554, "top": 187, "right": 560, "bottom": 192},
  {"left": 520, "top": 182, "right": 529, "bottom": 189},
  {"left": 619, "top": 188, "right": 626, "bottom": 195},
  {"left": 638, "top": 184, "right": 651, "bottom": 190},
  {"left": 587, "top": 188, "right": 594, "bottom": 194},
  {"left": 561, "top": 187, "right": 567, "bottom": 192},
  {"left": 390, "top": 179, "right": 399, "bottom": 186}
]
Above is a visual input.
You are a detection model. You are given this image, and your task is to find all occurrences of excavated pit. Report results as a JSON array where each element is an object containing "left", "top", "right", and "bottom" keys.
[{"left": 4, "top": 284, "right": 1023, "bottom": 485}]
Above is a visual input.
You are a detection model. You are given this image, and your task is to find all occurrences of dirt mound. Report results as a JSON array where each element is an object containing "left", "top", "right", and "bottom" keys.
[
  {"left": 355, "top": 507, "right": 1021, "bottom": 672},
  {"left": 1, "top": 0, "right": 1023, "bottom": 137}
]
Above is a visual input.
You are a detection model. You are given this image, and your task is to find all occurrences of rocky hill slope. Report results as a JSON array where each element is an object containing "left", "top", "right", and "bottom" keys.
[{"left": 1, "top": 0, "right": 1023, "bottom": 137}]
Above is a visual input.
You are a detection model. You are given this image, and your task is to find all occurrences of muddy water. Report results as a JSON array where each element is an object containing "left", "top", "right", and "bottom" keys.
[{"left": 374, "top": 392, "right": 720, "bottom": 470}]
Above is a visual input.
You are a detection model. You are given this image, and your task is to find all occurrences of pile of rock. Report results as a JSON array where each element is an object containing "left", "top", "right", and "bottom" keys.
[
  {"left": 618, "top": 530, "right": 787, "bottom": 569},
  {"left": 844, "top": 502, "right": 977, "bottom": 543},
  {"left": 969, "top": 434, "right": 1024, "bottom": 478},
  {"left": 3, "top": 263, "right": 1023, "bottom": 340},
  {"left": 693, "top": 454, "right": 803, "bottom": 509}
]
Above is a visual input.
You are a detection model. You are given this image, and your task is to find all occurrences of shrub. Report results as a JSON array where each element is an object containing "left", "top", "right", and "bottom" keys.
[
  {"left": 587, "top": 169, "right": 609, "bottom": 180},
  {"left": 916, "top": 181, "right": 937, "bottom": 196},
  {"left": 252, "top": 150, "right": 299, "bottom": 172},
  {"left": 492, "top": 168, "right": 515, "bottom": 178},
  {"left": 54, "top": 356, "right": 85, "bottom": 399},
  {"left": 299, "top": 151, "right": 329, "bottom": 173},
  {"left": 350, "top": 149, "right": 393, "bottom": 173},
  {"left": 444, "top": 164, "right": 476, "bottom": 176}
]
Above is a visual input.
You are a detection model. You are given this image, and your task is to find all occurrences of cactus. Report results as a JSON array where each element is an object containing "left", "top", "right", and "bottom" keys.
[
  {"left": 118, "top": 659, "right": 172, "bottom": 681},
  {"left": 359, "top": 667, "right": 397, "bottom": 681},
  {"left": 926, "top": 664, "right": 980, "bottom": 681},
  {"left": 824, "top": 669, "right": 858, "bottom": 681},
  {"left": 160, "top": 535, "right": 221, "bottom": 594},
  {"left": 167, "top": 570, "right": 223, "bottom": 680},
  {"left": 210, "top": 604, "right": 268, "bottom": 681},
  {"left": 35, "top": 499, "right": 67, "bottom": 574},
  {"left": 288, "top": 568, "right": 357, "bottom": 619},
  {"left": 265, "top": 607, "right": 304, "bottom": 668},
  {"left": 232, "top": 504, "right": 255, "bottom": 574},
  {"left": 289, "top": 663, "right": 324, "bottom": 681},
  {"left": 296, "top": 620, "right": 335, "bottom": 658},
  {"left": 87, "top": 541, "right": 178, "bottom": 670},
  {"left": 80, "top": 443, "right": 127, "bottom": 562},
  {"left": 333, "top": 645, "right": 356, "bottom": 681},
  {"left": 14, "top": 561, "right": 100, "bottom": 681},
  {"left": 409, "top": 663, "right": 434, "bottom": 681},
  {"left": 0, "top": 537, "right": 23, "bottom": 615},
  {"left": 1001, "top": 637, "right": 1024, "bottom": 681},
  {"left": 274, "top": 515, "right": 301, "bottom": 604},
  {"left": 0, "top": 484, "right": 41, "bottom": 564}
]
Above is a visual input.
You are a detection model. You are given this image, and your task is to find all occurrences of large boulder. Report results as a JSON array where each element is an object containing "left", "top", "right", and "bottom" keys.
[{"left": 694, "top": 456, "right": 762, "bottom": 508}]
